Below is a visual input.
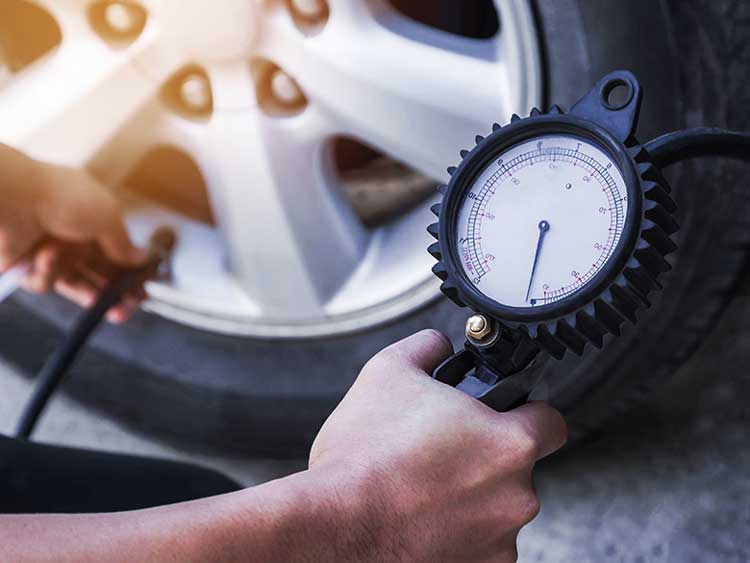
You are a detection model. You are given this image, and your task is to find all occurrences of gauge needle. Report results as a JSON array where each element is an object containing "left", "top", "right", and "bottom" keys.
[{"left": 525, "top": 220, "right": 550, "bottom": 303}]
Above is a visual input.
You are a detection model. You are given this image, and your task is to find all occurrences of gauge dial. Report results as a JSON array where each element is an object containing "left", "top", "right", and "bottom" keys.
[{"left": 455, "top": 134, "right": 629, "bottom": 308}]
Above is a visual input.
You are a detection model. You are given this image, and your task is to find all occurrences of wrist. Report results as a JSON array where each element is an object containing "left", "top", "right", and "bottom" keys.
[
  {"left": 204, "top": 464, "right": 388, "bottom": 563},
  {"left": 298, "top": 463, "right": 389, "bottom": 561}
]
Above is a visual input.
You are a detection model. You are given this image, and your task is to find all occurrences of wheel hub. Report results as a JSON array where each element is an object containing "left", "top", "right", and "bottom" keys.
[
  {"left": 0, "top": 0, "right": 543, "bottom": 338},
  {"left": 156, "top": 0, "right": 260, "bottom": 63}
]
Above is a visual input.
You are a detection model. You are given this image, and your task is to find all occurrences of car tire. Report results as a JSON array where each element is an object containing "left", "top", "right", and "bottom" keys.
[{"left": 1, "top": 0, "right": 747, "bottom": 456}]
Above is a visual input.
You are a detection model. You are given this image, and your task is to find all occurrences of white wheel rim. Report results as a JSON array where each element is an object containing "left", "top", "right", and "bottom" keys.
[{"left": 0, "top": 0, "right": 542, "bottom": 338}]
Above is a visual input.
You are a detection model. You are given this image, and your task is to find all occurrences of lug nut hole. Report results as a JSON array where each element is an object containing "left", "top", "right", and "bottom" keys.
[
  {"left": 252, "top": 60, "right": 308, "bottom": 116},
  {"left": 287, "top": 0, "right": 329, "bottom": 34},
  {"left": 161, "top": 65, "right": 214, "bottom": 120},
  {"left": 88, "top": 1, "right": 147, "bottom": 45}
]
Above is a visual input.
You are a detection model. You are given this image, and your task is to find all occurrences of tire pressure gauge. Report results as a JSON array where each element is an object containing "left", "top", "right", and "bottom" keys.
[{"left": 429, "top": 71, "right": 679, "bottom": 411}]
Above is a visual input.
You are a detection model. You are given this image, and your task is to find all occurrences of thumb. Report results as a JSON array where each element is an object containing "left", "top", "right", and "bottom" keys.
[
  {"left": 379, "top": 330, "right": 454, "bottom": 375},
  {"left": 95, "top": 212, "right": 147, "bottom": 266}
]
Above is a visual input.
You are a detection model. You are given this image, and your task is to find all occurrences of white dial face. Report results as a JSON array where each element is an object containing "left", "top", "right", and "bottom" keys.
[{"left": 456, "top": 134, "right": 629, "bottom": 308}]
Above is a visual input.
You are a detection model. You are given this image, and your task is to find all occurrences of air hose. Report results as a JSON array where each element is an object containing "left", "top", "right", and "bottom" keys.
[
  {"left": 645, "top": 127, "right": 750, "bottom": 167},
  {"left": 14, "top": 227, "right": 176, "bottom": 440},
  {"left": 645, "top": 128, "right": 750, "bottom": 296}
]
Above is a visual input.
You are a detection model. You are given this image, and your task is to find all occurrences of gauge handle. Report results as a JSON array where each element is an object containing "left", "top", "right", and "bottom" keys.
[{"left": 432, "top": 348, "right": 546, "bottom": 412}]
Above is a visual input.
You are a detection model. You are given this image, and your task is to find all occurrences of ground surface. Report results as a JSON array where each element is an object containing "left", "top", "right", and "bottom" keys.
[{"left": 1, "top": 297, "right": 748, "bottom": 562}]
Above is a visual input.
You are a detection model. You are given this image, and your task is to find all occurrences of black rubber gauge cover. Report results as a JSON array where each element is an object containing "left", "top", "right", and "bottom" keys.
[{"left": 427, "top": 71, "right": 679, "bottom": 359}]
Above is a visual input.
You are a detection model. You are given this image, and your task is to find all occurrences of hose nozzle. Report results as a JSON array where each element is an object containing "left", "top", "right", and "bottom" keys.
[{"left": 146, "top": 226, "right": 177, "bottom": 264}]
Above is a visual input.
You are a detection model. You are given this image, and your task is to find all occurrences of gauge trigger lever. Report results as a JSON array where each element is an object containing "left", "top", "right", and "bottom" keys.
[{"left": 432, "top": 347, "right": 545, "bottom": 413}]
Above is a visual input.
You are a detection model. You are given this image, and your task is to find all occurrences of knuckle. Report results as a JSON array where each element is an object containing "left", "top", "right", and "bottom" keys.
[
  {"left": 94, "top": 193, "right": 121, "bottom": 224},
  {"left": 308, "top": 437, "right": 330, "bottom": 468},
  {"left": 36, "top": 247, "right": 57, "bottom": 269},
  {"left": 550, "top": 408, "right": 569, "bottom": 444},
  {"left": 418, "top": 329, "right": 451, "bottom": 352},
  {"left": 506, "top": 424, "right": 539, "bottom": 465},
  {"left": 96, "top": 186, "right": 118, "bottom": 209},
  {"left": 361, "top": 330, "right": 452, "bottom": 383},
  {"left": 515, "top": 491, "right": 541, "bottom": 524},
  {"left": 358, "top": 355, "right": 390, "bottom": 385},
  {"left": 491, "top": 545, "right": 519, "bottom": 563},
  {"left": 536, "top": 401, "right": 567, "bottom": 430},
  {"left": 361, "top": 345, "right": 401, "bottom": 377}
]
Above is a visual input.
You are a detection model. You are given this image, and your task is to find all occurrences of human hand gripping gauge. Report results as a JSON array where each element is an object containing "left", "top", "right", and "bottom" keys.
[{"left": 428, "top": 70, "right": 750, "bottom": 412}]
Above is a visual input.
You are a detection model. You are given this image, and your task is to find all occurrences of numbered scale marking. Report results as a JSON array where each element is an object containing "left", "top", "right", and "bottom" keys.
[{"left": 455, "top": 134, "right": 628, "bottom": 308}]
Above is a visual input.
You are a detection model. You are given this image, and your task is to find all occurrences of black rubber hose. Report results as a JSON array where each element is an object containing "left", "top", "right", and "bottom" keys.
[
  {"left": 645, "top": 127, "right": 750, "bottom": 168},
  {"left": 14, "top": 228, "right": 175, "bottom": 440}
]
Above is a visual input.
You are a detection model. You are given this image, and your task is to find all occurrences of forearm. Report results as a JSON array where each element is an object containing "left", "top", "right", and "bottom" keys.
[
  {"left": 1, "top": 499, "right": 221, "bottom": 563},
  {"left": 0, "top": 466, "right": 374, "bottom": 563}
]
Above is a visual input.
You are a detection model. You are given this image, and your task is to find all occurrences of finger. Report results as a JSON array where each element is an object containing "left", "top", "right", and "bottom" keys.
[
  {"left": 378, "top": 329, "right": 454, "bottom": 374},
  {"left": 76, "top": 258, "right": 113, "bottom": 288},
  {"left": 73, "top": 264, "right": 135, "bottom": 323},
  {"left": 54, "top": 272, "right": 101, "bottom": 308},
  {"left": 21, "top": 266, "right": 48, "bottom": 294},
  {"left": 95, "top": 210, "right": 147, "bottom": 267},
  {"left": 130, "top": 284, "right": 148, "bottom": 302},
  {"left": 30, "top": 243, "right": 68, "bottom": 292},
  {"left": 75, "top": 258, "right": 146, "bottom": 324},
  {"left": 23, "top": 242, "right": 70, "bottom": 293},
  {"left": 107, "top": 290, "right": 143, "bottom": 323},
  {"left": 81, "top": 244, "right": 121, "bottom": 279},
  {"left": 0, "top": 234, "right": 44, "bottom": 273},
  {"left": 106, "top": 304, "right": 135, "bottom": 324},
  {"left": 88, "top": 239, "right": 161, "bottom": 290},
  {"left": 503, "top": 401, "right": 568, "bottom": 461}
]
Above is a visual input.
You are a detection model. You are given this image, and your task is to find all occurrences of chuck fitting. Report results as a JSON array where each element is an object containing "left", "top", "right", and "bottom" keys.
[
  {"left": 465, "top": 314, "right": 499, "bottom": 346},
  {"left": 147, "top": 226, "right": 177, "bottom": 262}
]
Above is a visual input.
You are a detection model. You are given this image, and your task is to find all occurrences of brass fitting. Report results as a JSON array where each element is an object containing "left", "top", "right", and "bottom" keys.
[{"left": 465, "top": 314, "right": 493, "bottom": 342}]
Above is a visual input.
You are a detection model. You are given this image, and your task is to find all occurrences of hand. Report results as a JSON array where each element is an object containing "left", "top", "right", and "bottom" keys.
[
  {"left": 0, "top": 148, "right": 147, "bottom": 322},
  {"left": 310, "top": 330, "right": 567, "bottom": 563},
  {"left": 0, "top": 331, "right": 564, "bottom": 563}
]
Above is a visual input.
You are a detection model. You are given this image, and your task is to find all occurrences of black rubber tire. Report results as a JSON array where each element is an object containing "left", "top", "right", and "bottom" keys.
[
  {"left": 539, "top": 0, "right": 750, "bottom": 441},
  {"left": 1, "top": 0, "right": 747, "bottom": 457}
]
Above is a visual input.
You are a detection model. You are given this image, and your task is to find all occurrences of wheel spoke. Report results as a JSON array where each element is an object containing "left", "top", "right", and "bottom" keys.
[
  {"left": 492, "top": 0, "right": 542, "bottom": 112},
  {"left": 87, "top": 99, "right": 179, "bottom": 187},
  {"left": 0, "top": 30, "right": 179, "bottom": 166},
  {"left": 184, "top": 64, "right": 368, "bottom": 318},
  {"left": 4, "top": 0, "right": 542, "bottom": 335},
  {"left": 324, "top": 0, "right": 378, "bottom": 24},
  {"left": 261, "top": 6, "right": 531, "bottom": 181}
]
